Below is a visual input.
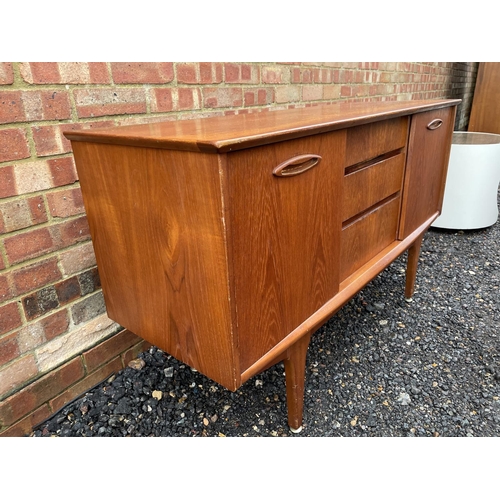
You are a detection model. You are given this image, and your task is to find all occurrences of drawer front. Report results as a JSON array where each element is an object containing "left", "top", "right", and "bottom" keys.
[
  {"left": 340, "top": 195, "right": 400, "bottom": 282},
  {"left": 226, "top": 130, "right": 346, "bottom": 373},
  {"left": 342, "top": 153, "right": 405, "bottom": 222},
  {"left": 346, "top": 116, "right": 409, "bottom": 166}
]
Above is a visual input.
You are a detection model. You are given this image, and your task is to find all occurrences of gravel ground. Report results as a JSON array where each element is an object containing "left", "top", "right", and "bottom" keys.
[{"left": 32, "top": 208, "right": 500, "bottom": 437}]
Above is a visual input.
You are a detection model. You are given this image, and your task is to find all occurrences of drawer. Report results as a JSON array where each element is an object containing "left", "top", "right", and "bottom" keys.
[
  {"left": 346, "top": 117, "right": 409, "bottom": 166},
  {"left": 340, "top": 195, "right": 400, "bottom": 281},
  {"left": 342, "top": 153, "right": 405, "bottom": 222}
]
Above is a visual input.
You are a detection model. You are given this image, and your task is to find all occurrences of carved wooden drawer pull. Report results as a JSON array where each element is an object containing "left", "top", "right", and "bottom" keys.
[
  {"left": 273, "top": 154, "right": 322, "bottom": 177},
  {"left": 427, "top": 118, "right": 443, "bottom": 130}
]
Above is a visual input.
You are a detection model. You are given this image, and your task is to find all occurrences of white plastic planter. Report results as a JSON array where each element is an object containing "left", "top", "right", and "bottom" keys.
[{"left": 432, "top": 131, "right": 500, "bottom": 230}]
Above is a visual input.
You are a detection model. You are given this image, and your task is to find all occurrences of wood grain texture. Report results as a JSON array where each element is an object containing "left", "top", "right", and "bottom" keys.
[
  {"left": 342, "top": 153, "right": 405, "bottom": 222},
  {"left": 71, "top": 142, "right": 239, "bottom": 390},
  {"left": 284, "top": 333, "right": 312, "bottom": 431},
  {"left": 240, "top": 214, "right": 440, "bottom": 385},
  {"left": 340, "top": 195, "right": 400, "bottom": 282},
  {"left": 398, "top": 107, "right": 456, "bottom": 239},
  {"left": 66, "top": 99, "right": 459, "bottom": 430},
  {"left": 468, "top": 63, "right": 500, "bottom": 134},
  {"left": 345, "top": 117, "right": 408, "bottom": 166},
  {"left": 405, "top": 234, "right": 424, "bottom": 299},
  {"left": 64, "top": 99, "right": 460, "bottom": 154},
  {"left": 225, "top": 131, "right": 345, "bottom": 372}
]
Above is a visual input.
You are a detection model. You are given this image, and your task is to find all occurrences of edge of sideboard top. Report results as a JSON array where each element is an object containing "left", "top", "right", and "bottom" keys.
[{"left": 64, "top": 99, "right": 461, "bottom": 154}]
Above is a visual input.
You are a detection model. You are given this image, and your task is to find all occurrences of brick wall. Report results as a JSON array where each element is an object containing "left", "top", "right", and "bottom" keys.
[{"left": 0, "top": 62, "right": 479, "bottom": 436}]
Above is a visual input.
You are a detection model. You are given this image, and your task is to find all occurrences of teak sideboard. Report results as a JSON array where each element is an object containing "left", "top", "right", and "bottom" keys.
[{"left": 65, "top": 99, "right": 459, "bottom": 432}]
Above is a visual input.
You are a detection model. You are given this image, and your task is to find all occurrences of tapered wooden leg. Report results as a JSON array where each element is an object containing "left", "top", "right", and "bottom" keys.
[
  {"left": 405, "top": 235, "right": 424, "bottom": 301},
  {"left": 283, "top": 333, "right": 312, "bottom": 433}
]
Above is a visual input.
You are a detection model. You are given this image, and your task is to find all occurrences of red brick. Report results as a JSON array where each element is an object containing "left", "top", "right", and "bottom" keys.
[
  {"left": 122, "top": 340, "right": 151, "bottom": 366},
  {"left": 0, "top": 356, "right": 84, "bottom": 426},
  {"left": 339, "top": 70, "right": 354, "bottom": 83},
  {"left": 32, "top": 121, "right": 114, "bottom": 157},
  {"left": 151, "top": 88, "right": 173, "bottom": 113},
  {"left": 0, "top": 354, "right": 38, "bottom": 399},
  {"left": 0, "top": 274, "right": 12, "bottom": 302},
  {"left": 0, "top": 332, "right": 19, "bottom": 365},
  {"left": 0, "top": 404, "right": 52, "bottom": 437},
  {"left": 177, "top": 63, "right": 198, "bottom": 83},
  {"left": 0, "top": 90, "right": 25, "bottom": 124},
  {"left": 178, "top": 88, "right": 201, "bottom": 110},
  {"left": 151, "top": 88, "right": 201, "bottom": 113},
  {"left": 22, "top": 285, "right": 59, "bottom": 320},
  {"left": 20, "top": 63, "right": 60, "bottom": 84},
  {"left": 111, "top": 62, "right": 174, "bottom": 83},
  {"left": 28, "top": 195, "right": 47, "bottom": 224},
  {"left": 32, "top": 63, "right": 111, "bottom": 84},
  {"left": 0, "top": 128, "right": 30, "bottom": 163},
  {"left": 224, "top": 64, "right": 238, "bottom": 82},
  {"left": 0, "top": 254, "right": 5, "bottom": 270},
  {"left": 16, "top": 307, "right": 67, "bottom": 352},
  {"left": 244, "top": 88, "right": 274, "bottom": 107},
  {"left": 39, "top": 90, "right": 71, "bottom": 120},
  {"left": 302, "top": 69, "right": 313, "bottom": 84},
  {"left": 0, "top": 63, "right": 14, "bottom": 85},
  {"left": 48, "top": 156, "right": 78, "bottom": 186},
  {"left": 83, "top": 328, "right": 142, "bottom": 372},
  {"left": 0, "top": 165, "right": 16, "bottom": 198},
  {"left": 0, "top": 198, "right": 32, "bottom": 234},
  {"left": 291, "top": 68, "right": 301, "bottom": 84},
  {"left": 341, "top": 85, "right": 353, "bottom": 97},
  {"left": 50, "top": 356, "right": 123, "bottom": 413},
  {"left": 32, "top": 124, "right": 71, "bottom": 157},
  {"left": 12, "top": 257, "right": 61, "bottom": 295},
  {"left": 0, "top": 302, "right": 22, "bottom": 335},
  {"left": 200, "top": 63, "right": 223, "bottom": 84},
  {"left": 313, "top": 68, "right": 334, "bottom": 83},
  {"left": 46, "top": 187, "right": 84, "bottom": 218},
  {"left": 87, "top": 63, "right": 111, "bottom": 83},
  {"left": 56, "top": 215, "right": 91, "bottom": 247},
  {"left": 41, "top": 309, "right": 69, "bottom": 341},
  {"left": 224, "top": 63, "right": 259, "bottom": 84},
  {"left": 203, "top": 88, "right": 242, "bottom": 108},
  {"left": 74, "top": 88, "right": 147, "bottom": 118},
  {"left": 262, "top": 66, "right": 289, "bottom": 84},
  {"left": 4, "top": 227, "right": 56, "bottom": 265},
  {"left": 56, "top": 63, "right": 107, "bottom": 84},
  {"left": 55, "top": 276, "right": 81, "bottom": 305},
  {"left": 0, "top": 195, "right": 48, "bottom": 234},
  {"left": 21, "top": 90, "right": 71, "bottom": 121},
  {"left": 58, "top": 242, "right": 96, "bottom": 276}
]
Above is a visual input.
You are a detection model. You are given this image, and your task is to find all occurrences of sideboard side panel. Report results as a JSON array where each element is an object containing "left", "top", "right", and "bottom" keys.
[{"left": 71, "top": 142, "right": 238, "bottom": 390}]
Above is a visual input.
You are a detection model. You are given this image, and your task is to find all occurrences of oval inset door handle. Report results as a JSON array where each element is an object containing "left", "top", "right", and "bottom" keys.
[
  {"left": 273, "top": 154, "right": 322, "bottom": 177},
  {"left": 427, "top": 119, "right": 443, "bottom": 130}
]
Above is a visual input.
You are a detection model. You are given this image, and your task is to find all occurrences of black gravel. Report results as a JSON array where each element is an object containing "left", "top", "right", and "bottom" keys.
[{"left": 32, "top": 209, "right": 500, "bottom": 437}]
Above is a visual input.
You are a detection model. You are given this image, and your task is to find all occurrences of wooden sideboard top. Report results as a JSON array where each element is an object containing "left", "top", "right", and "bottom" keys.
[{"left": 64, "top": 99, "right": 461, "bottom": 153}]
